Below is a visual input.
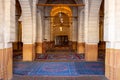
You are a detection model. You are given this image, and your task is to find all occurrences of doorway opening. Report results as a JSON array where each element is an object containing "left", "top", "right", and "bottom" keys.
[
  {"left": 50, "top": 6, "right": 73, "bottom": 51},
  {"left": 55, "top": 35, "right": 69, "bottom": 46}
]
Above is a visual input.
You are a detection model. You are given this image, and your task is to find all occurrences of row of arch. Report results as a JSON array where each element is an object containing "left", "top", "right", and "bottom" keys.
[{"left": 0, "top": 0, "right": 106, "bottom": 80}]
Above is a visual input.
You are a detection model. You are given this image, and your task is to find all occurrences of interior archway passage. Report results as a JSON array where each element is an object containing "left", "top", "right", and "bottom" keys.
[{"left": 50, "top": 6, "right": 72, "bottom": 47}]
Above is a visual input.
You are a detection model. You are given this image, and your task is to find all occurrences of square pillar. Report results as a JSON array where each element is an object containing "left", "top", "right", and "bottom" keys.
[{"left": 85, "top": 44, "right": 98, "bottom": 61}]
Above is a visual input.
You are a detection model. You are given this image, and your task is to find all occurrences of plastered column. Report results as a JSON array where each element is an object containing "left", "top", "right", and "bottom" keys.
[
  {"left": 77, "top": 9, "right": 85, "bottom": 54},
  {"left": 104, "top": 0, "right": 120, "bottom": 79},
  {"left": 5, "top": 0, "right": 15, "bottom": 79},
  {"left": 32, "top": 0, "right": 38, "bottom": 43},
  {"left": 44, "top": 18, "right": 50, "bottom": 41},
  {"left": 36, "top": 10, "right": 43, "bottom": 54},
  {"left": 0, "top": 0, "right": 15, "bottom": 79},
  {"left": 85, "top": 0, "right": 102, "bottom": 61},
  {"left": 19, "top": 0, "right": 36, "bottom": 61}
]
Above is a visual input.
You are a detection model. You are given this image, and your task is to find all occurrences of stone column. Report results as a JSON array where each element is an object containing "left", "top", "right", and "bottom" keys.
[
  {"left": 85, "top": 0, "right": 102, "bottom": 61},
  {"left": 32, "top": 0, "right": 37, "bottom": 59},
  {"left": 105, "top": 0, "right": 120, "bottom": 80},
  {"left": 2, "top": 0, "right": 15, "bottom": 79},
  {"left": 19, "top": 0, "right": 35, "bottom": 61},
  {"left": 0, "top": 0, "right": 15, "bottom": 79},
  {"left": 36, "top": 10, "right": 43, "bottom": 54},
  {"left": 44, "top": 18, "right": 50, "bottom": 41},
  {"left": 71, "top": 6, "right": 77, "bottom": 51},
  {"left": 84, "top": 0, "right": 89, "bottom": 44},
  {"left": 77, "top": 9, "right": 85, "bottom": 54},
  {"left": 32, "top": 0, "right": 37, "bottom": 43},
  {"left": 72, "top": 18, "right": 78, "bottom": 51}
]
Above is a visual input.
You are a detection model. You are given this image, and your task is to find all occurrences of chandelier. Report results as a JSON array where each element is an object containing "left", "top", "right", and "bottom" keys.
[{"left": 59, "top": 7, "right": 64, "bottom": 24}]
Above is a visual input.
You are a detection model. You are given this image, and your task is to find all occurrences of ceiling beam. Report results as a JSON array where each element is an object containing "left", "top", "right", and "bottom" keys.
[{"left": 37, "top": 4, "right": 85, "bottom": 7}]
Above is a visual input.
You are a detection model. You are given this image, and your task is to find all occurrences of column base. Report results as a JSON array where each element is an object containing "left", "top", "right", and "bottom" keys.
[
  {"left": 36, "top": 43, "right": 43, "bottom": 54},
  {"left": 85, "top": 44, "right": 98, "bottom": 61},
  {"left": 71, "top": 41, "right": 77, "bottom": 51},
  {"left": 23, "top": 44, "right": 35, "bottom": 61},
  {"left": 105, "top": 48, "right": 120, "bottom": 80},
  {"left": 77, "top": 43, "right": 85, "bottom": 54},
  {"left": 0, "top": 48, "right": 13, "bottom": 80},
  {"left": 7, "top": 48, "right": 13, "bottom": 80}
]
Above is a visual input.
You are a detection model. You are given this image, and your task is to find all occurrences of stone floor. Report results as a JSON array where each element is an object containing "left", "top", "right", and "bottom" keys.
[{"left": 13, "top": 75, "right": 108, "bottom": 80}]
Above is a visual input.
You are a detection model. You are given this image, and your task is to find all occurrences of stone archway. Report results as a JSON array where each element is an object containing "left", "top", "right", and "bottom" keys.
[
  {"left": 0, "top": 0, "right": 16, "bottom": 79},
  {"left": 50, "top": 6, "right": 73, "bottom": 50},
  {"left": 50, "top": 6, "right": 72, "bottom": 41}
]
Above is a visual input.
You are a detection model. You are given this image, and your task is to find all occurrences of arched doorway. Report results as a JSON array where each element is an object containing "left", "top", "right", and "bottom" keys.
[{"left": 50, "top": 6, "right": 73, "bottom": 50}]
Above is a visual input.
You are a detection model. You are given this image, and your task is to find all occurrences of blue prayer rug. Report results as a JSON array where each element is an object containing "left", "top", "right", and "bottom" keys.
[{"left": 13, "top": 61, "right": 104, "bottom": 76}]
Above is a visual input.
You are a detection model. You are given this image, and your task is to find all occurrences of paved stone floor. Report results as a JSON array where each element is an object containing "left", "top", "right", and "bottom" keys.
[{"left": 13, "top": 75, "right": 108, "bottom": 80}]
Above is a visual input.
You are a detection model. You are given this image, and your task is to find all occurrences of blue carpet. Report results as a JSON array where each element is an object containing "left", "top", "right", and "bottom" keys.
[{"left": 13, "top": 62, "right": 104, "bottom": 76}]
